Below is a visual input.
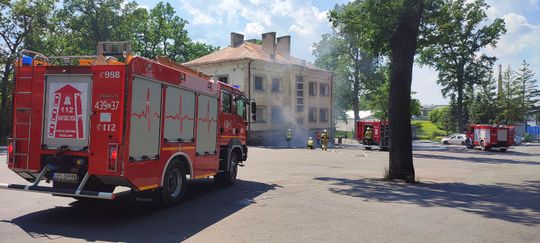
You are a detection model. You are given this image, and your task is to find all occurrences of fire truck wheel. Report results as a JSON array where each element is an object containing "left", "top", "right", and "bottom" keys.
[
  {"left": 159, "top": 161, "right": 187, "bottom": 206},
  {"left": 215, "top": 153, "right": 238, "bottom": 186}
]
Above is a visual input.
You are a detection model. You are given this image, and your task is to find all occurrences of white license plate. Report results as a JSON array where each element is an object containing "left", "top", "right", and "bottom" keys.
[{"left": 53, "top": 173, "right": 79, "bottom": 183}]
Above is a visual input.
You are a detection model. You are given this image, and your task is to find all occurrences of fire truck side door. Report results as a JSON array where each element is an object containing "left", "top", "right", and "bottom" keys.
[{"left": 129, "top": 77, "right": 162, "bottom": 160}]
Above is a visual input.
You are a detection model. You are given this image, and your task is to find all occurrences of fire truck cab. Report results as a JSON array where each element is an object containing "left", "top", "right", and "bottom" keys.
[
  {"left": 355, "top": 121, "right": 389, "bottom": 151},
  {"left": 2, "top": 42, "right": 255, "bottom": 205},
  {"left": 465, "top": 124, "right": 515, "bottom": 152}
]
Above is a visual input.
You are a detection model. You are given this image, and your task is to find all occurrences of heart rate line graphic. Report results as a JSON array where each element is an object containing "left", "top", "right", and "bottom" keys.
[
  {"left": 132, "top": 89, "right": 217, "bottom": 133},
  {"left": 131, "top": 88, "right": 161, "bottom": 131},
  {"left": 197, "top": 99, "right": 217, "bottom": 133},
  {"left": 165, "top": 95, "right": 195, "bottom": 134}
]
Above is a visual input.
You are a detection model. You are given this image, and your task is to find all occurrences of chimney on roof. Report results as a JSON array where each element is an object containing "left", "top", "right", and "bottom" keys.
[
  {"left": 230, "top": 32, "right": 244, "bottom": 48},
  {"left": 276, "top": 35, "right": 291, "bottom": 58},
  {"left": 262, "top": 32, "right": 276, "bottom": 55}
]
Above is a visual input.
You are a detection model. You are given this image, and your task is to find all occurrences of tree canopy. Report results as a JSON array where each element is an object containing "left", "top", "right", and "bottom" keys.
[{"left": 418, "top": 0, "right": 506, "bottom": 132}]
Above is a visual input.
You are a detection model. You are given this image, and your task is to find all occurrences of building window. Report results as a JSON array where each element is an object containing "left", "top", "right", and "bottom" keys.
[
  {"left": 296, "top": 76, "right": 304, "bottom": 91},
  {"left": 221, "top": 91, "right": 232, "bottom": 113},
  {"left": 308, "top": 107, "right": 317, "bottom": 123},
  {"left": 296, "top": 75, "right": 304, "bottom": 111},
  {"left": 217, "top": 75, "right": 228, "bottom": 84},
  {"left": 309, "top": 82, "right": 317, "bottom": 96},
  {"left": 271, "top": 78, "right": 281, "bottom": 92},
  {"left": 271, "top": 106, "right": 283, "bottom": 123},
  {"left": 320, "top": 83, "right": 329, "bottom": 96},
  {"left": 254, "top": 76, "right": 265, "bottom": 91},
  {"left": 256, "top": 106, "right": 266, "bottom": 123},
  {"left": 296, "top": 117, "right": 304, "bottom": 125},
  {"left": 319, "top": 108, "right": 328, "bottom": 123}
]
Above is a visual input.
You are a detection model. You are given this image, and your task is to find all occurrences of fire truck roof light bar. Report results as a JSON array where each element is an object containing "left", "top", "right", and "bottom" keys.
[{"left": 0, "top": 183, "right": 121, "bottom": 200}]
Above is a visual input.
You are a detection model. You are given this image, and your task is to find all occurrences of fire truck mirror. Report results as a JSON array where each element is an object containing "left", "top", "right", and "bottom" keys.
[
  {"left": 252, "top": 114, "right": 257, "bottom": 122},
  {"left": 251, "top": 102, "right": 256, "bottom": 114}
]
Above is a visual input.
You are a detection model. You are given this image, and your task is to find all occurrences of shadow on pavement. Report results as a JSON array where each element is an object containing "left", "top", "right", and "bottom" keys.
[
  {"left": 413, "top": 153, "right": 540, "bottom": 166},
  {"left": 413, "top": 141, "right": 540, "bottom": 157},
  {"left": 3, "top": 179, "right": 279, "bottom": 242},
  {"left": 315, "top": 177, "right": 540, "bottom": 225}
]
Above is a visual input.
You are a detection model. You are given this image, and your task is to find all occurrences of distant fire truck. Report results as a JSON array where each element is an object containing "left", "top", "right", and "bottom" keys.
[
  {"left": 465, "top": 124, "right": 515, "bottom": 152},
  {"left": 355, "top": 121, "right": 389, "bottom": 150},
  {"left": 2, "top": 42, "right": 255, "bottom": 205}
]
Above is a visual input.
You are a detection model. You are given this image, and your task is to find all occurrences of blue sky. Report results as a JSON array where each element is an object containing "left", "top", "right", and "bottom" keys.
[{"left": 136, "top": 0, "right": 540, "bottom": 105}]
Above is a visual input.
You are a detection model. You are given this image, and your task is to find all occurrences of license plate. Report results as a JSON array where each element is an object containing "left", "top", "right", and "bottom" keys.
[{"left": 53, "top": 173, "right": 79, "bottom": 183}]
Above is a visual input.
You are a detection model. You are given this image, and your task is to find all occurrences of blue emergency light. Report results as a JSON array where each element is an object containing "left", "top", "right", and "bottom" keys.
[
  {"left": 233, "top": 85, "right": 240, "bottom": 89},
  {"left": 22, "top": 55, "right": 33, "bottom": 65}
]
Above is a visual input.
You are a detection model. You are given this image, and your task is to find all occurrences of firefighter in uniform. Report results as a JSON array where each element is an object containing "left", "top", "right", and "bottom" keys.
[
  {"left": 286, "top": 128, "right": 292, "bottom": 147},
  {"left": 307, "top": 137, "right": 314, "bottom": 149},
  {"left": 364, "top": 127, "right": 373, "bottom": 145},
  {"left": 321, "top": 129, "right": 329, "bottom": 151}
]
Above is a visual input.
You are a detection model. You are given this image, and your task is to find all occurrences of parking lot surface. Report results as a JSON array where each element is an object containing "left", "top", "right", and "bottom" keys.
[{"left": 0, "top": 142, "right": 539, "bottom": 242}]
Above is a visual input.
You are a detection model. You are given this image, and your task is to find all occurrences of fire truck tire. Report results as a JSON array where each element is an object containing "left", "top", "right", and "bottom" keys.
[
  {"left": 215, "top": 152, "right": 238, "bottom": 186},
  {"left": 158, "top": 161, "right": 187, "bottom": 206}
]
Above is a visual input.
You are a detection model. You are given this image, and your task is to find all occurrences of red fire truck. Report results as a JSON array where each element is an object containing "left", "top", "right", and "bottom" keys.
[
  {"left": 355, "top": 121, "right": 389, "bottom": 150},
  {"left": 2, "top": 42, "right": 255, "bottom": 205},
  {"left": 465, "top": 124, "right": 515, "bottom": 152}
]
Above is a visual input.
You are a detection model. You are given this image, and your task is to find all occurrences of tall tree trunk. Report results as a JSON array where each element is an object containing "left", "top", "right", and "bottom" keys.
[
  {"left": 388, "top": 0, "right": 423, "bottom": 182},
  {"left": 457, "top": 81, "right": 464, "bottom": 132},
  {"left": 352, "top": 50, "right": 361, "bottom": 134}
]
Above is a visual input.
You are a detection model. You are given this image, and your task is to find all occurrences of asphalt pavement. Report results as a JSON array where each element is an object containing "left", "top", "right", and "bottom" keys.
[{"left": 0, "top": 142, "right": 539, "bottom": 242}]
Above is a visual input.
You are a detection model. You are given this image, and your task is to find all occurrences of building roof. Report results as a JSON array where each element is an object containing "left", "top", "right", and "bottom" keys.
[{"left": 184, "top": 42, "right": 327, "bottom": 72}]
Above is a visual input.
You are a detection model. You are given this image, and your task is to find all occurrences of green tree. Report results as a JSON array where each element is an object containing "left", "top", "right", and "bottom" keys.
[
  {"left": 313, "top": 34, "right": 353, "bottom": 122},
  {"left": 515, "top": 60, "right": 540, "bottom": 121},
  {"left": 428, "top": 108, "right": 440, "bottom": 124},
  {"left": 411, "top": 98, "right": 422, "bottom": 117},
  {"left": 437, "top": 106, "right": 456, "bottom": 133},
  {"left": 313, "top": 28, "right": 381, "bottom": 128},
  {"left": 468, "top": 71, "right": 499, "bottom": 124},
  {"left": 59, "top": 0, "right": 125, "bottom": 54},
  {"left": 498, "top": 66, "right": 526, "bottom": 124},
  {"left": 330, "top": 0, "right": 427, "bottom": 181},
  {"left": 126, "top": 2, "right": 218, "bottom": 63},
  {"left": 0, "top": 0, "right": 55, "bottom": 143},
  {"left": 418, "top": 0, "right": 506, "bottom": 132}
]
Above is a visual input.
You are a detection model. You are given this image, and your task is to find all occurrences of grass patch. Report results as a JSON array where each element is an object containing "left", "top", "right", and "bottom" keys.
[
  {"left": 335, "top": 130, "right": 354, "bottom": 138},
  {"left": 412, "top": 120, "right": 449, "bottom": 141}
]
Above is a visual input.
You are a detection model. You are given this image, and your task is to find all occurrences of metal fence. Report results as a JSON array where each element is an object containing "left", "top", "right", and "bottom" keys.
[{"left": 526, "top": 125, "right": 540, "bottom": 142}]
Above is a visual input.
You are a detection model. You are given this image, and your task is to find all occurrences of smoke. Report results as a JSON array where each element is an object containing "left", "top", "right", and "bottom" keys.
[{"left": 248, "top": 95, "right": 332, "bottom": 148}]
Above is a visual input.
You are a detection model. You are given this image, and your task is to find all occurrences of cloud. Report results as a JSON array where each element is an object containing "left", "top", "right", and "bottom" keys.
[
  {"left": 289, "top": 5, "right": 329, "bottom": 36},
  {"left": 244, "top": 22, "right": 265, "bottom": 36},
  {"left": 179, "top": 0, "right": 221, "bottom": 25},
  {"left": 177, "top": 0, "right": 335, "bottom": 59},
  {"left": 270, "top": 0, "right": 294, "bottom": 17},
  {"left": 485, "top": 12, "right": 540, "bottom": 76}
]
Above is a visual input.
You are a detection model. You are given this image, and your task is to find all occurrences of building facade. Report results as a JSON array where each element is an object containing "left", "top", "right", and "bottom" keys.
[{"left": 185, "top": 32, "right": 333, "bottom": 146}]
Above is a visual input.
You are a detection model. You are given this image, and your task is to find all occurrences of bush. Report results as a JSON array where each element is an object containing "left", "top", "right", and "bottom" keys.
[{"left": 524, "top": 133, "right": 532, "bottom": 142}]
